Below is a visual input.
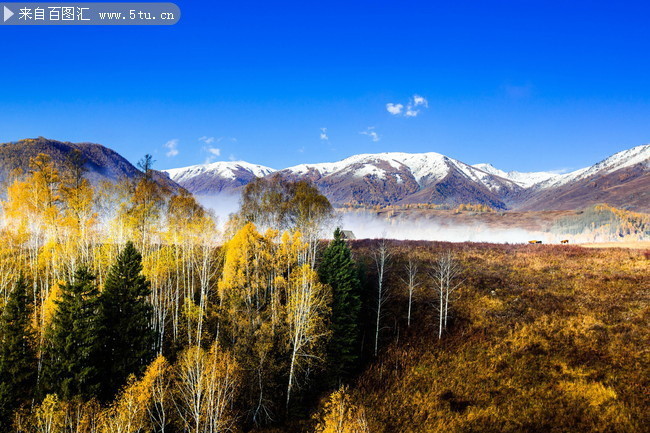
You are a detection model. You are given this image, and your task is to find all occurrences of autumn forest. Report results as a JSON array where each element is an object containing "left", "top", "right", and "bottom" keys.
[{"left": 0, "top": 152, "right": 648, "bottom": 433}]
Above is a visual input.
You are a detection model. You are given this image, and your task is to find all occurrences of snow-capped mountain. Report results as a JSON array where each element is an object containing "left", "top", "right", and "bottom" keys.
[
  {"left": 164, "top": 144, "right": 650, "bottom": 212},
  {"left": 164, "top": 161, "right": 276, "bottom": 195},
  {"left": 278, "top": 152, "right": 523, "bottom": 208},
  {"left": 284, "top": 152, "right": 518, "bottom": 191},
  {"left": 471, "top": 163, "right": 562, "bottom": 188},
  {"left": 531, "top": 144, "right": 650, "bottom": 189},
  {"left": 517, "top": 144, "right": 650, "bottom": 211}
]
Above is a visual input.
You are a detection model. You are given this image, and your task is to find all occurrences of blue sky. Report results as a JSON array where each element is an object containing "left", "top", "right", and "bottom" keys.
[{"left": 2, "top": 0, "right": 650, "bottom": 172}]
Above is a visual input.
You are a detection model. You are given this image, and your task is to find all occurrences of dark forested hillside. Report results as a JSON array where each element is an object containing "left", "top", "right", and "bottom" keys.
[{"left": 0, "top": 137, "right": 182, "bottom": 193}]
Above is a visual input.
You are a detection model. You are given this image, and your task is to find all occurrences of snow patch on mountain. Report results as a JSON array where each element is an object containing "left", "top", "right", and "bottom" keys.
[
  {"left": 536, "top": 144, "right": 650, "bottom": 189},
  {"left": 472, "top": 163, "right": 561, "bottom": 188},
  {"left": 283, "top": 152, "right": 520, "bottom": 192},
  {"left": 165, "top": 161, "right": 276, "bottom": 183}
]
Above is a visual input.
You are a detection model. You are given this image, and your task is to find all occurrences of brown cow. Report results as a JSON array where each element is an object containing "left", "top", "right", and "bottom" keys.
[{"left": 560, "top": 240, "right": 569, "bottom": 244}]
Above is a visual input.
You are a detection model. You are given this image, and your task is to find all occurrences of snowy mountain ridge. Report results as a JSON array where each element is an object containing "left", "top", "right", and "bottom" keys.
[
  {"left": 282, "top": 152, "right": 522, "bottom": 192},
  {"left": 165, "top": 160, "right": 276, "bottom": 182},
  {"left": 534, "top": 144, "right": 650, "bottom": 189},
  {"left": 471, "top": 163, "right": 562, "bottom": 188},
  {"left": 163, "top": 143, "right": 650, "bottom": 210}
]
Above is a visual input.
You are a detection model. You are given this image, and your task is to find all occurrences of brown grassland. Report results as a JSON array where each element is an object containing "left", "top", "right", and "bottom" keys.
[
  {"left": 580, "top": 241, "right": 650, "bottom": 250},
  {"left": 302, "top": 241, "right": 649, "bottom": 433}
]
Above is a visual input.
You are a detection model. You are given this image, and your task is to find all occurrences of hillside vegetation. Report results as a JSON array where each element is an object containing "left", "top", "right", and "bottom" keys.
[
  {"left": 307, "top": 241, "right": 649, "bottom": 433},
  {"left": 552, "top": 204, "right": 650, "bottom": 241}
]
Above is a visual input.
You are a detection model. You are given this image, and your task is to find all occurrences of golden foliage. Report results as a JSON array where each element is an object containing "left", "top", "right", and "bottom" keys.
[{"left": 314, "top": 386, "right": 369, "bottom": 433}]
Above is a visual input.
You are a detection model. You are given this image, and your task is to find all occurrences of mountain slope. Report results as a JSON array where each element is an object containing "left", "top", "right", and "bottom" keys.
[
  {"left": 471, "top": 163, "right": 561, "bottom": 188},
  {"left": 165, "top": 161, "right": 276, "bottom": 195},
  {"left": 278, "top": 152, "right": 523, "bottom": 208},
  {"left": 518, "top": 144, "right": 650, "bottom": 212},
  {"left": 0, "top": 137, "right": 182, "bottom": 193}
]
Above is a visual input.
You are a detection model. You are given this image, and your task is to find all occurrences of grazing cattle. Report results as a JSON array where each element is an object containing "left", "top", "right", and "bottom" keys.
[
  {"left": 528, "top": 240, "right": 542, "bottom": 244},
  {"left": 560, "top": 239, "right": 569, "bottom": 244}
]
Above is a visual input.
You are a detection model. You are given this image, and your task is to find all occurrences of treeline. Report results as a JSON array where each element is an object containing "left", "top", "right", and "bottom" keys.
[
  {"left": 552, "top": 204, "right": 650, "bottom": 241},
  {"left": 453, "top": 203, "right": 495, "bottom": 213}
]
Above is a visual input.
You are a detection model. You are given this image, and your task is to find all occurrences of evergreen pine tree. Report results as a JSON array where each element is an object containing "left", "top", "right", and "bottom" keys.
[
  {"left": 99, "top": 241, "right": 155, "bottom": 399},
  {"left": 0, "top": 274, "right": 37, "bottom": 429},
  {"left": 318, "top": 228, "right": 362, "bottom": 382},
  {"left": 41, "top": 267, "right": 102, "bottom": 400}
]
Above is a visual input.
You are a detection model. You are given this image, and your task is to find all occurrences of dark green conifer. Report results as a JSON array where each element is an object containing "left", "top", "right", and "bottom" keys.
[
  {"left": 41, "top": 267, "right": 102, "bottom": 400},
  {"left": 0, "top": 275, "right": 37, "bottom": 429},
  {"left": 99, "top": 241, "right": 155, "bottom": 399},
  {"left": 318, "top": 228, "right": 362, "bottom": 382}
]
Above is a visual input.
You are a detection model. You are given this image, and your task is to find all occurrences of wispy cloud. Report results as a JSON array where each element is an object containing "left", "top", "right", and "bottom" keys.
[
  {"left": 320, "top": 127, "right": 329, "bottom": 141},
  {"left": 202, "top": 146, "right": 222, "bottom": 164},
  {"left": 198, "top": 136, "right": 216, "bottom": 144},
  {"left": 199, "top": 136, "right": 236, "bottom": 163},
  {"left": 387, "top": 94, "right": 428, "bottom": 117},
  {"left": 360, "top": 126, "right": 380, "bottom": 142},
  {"left": 163, "top": 139, "right": 179, "bottom": 157}
]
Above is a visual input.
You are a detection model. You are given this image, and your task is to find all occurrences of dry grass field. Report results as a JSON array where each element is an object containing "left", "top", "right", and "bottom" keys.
[
  {"left": 298, "top": 241, "right": 650, "bottom": 433},
  {"left": 579, "top": 241, "right": 650, "bottom": 250}
]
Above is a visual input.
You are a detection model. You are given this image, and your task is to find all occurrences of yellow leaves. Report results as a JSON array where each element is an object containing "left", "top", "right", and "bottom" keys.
[
  {"left": 41, "top": 282, "right": 63, "bottom": 331},
  {"left": 32, "top": 394, "right": 65, "bottom": 433},
  {"left": 314, "top": 386, "right": 370, "bottom": 433},
  {"left": 99, "top": 355, "right": 169, "bottom": 433},
  {"left": 165, "top": 191, "right": 216, "bottom": 247},
  {"left": 144, "top": 354, "right": 171, "bottom": 393},
  {"left": 219, "top": 222, "right": 268, "bottom": 300},
  {"left": 175, "top": 343, "right": 240, "bottom": 433},
  {"left": 182, "top": 296, "right": 203, "bottom": 322}
]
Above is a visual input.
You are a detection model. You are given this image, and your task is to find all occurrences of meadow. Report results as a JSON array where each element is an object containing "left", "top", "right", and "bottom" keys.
[{"left": 303, "top": 241, "right": 649, "bottom": 433}]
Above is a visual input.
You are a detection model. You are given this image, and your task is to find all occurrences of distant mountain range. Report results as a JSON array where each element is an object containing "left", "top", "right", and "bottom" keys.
[
  {"left": 165, "top": 144, "right": 650, "bottom": 212},
  {"left": 0, "top": 138, "right": 182, "bottom": 193},
  {"left": 1, "top": 138, "right": 647, "bottom": 213}
]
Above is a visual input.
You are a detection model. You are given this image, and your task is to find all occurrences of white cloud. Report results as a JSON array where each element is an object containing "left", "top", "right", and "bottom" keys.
[
  {"left": 320, "top": 127, "right": 329, "bottom": 141},
  {"left": 201, "top": 144, "right": 222, "bottom": 164},
  {"left": 198, "top": 136, "right": 216, "bottom": 144},
  {"left": 386, "top": 103, "right": 404, "bottom": 115},
  {"left": 360, "top": 126, "right": 380, "bottom": 142},
  {"left": 412, "top": 94, "right": 428, "bottom": 107},
  {"left": 405, "top": 107, "right": 420, "bottom": 117},
  {"left": 163, "top": 139, "right": 179, "bottom": 157},
  {"left": 386, "top": 94, "right": 428, "bottom": 118}
]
